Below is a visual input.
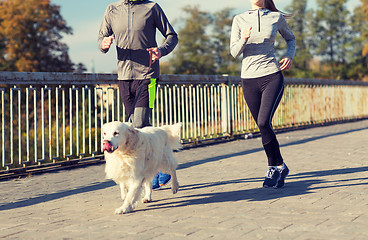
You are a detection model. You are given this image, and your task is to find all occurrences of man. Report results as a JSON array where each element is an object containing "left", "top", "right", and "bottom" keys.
[{"left": 98, "top": 0, "right": 178, "bottom": 190}]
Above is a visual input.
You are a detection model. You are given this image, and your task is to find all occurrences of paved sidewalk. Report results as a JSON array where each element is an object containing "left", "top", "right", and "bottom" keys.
[{"left": 1, "top": 120, "right": 368, "bottom": 240}]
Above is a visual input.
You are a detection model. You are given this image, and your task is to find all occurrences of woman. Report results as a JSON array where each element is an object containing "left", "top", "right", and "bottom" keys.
[{"left": 230, "top": 0, "right": 296, "bottom": 188}]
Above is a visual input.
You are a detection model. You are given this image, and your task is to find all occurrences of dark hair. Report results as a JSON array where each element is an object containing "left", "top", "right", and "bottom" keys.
[{"left": 264, "top": 0, "right": 291, "bottom": 18}]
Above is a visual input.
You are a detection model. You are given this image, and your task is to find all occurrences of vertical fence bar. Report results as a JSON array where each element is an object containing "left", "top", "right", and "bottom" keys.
[
  {"left": 99, "top": 87, "right": 104, "bottom": 152},
  {"left": 68, "top": 87, "right": 73, "bottom": 158},
  {"left": 76, "top": 87, "right": 79, "bottom": 157},
  {"left": 34, "top": 87, "right": 38, "bottom": 164},
  {"left": 94, "top": 87, "right": 98, "bottom": 154},
  {"left": 167, "top": 85, "right": 173, "bottom": 125},
  {"left": 185, "top": 86, "right": 189, "bottom": 139},
  {"left": 88, "top": 87, "right": 92, "bottom": 155},
  {"left": 214, "top": 85, "right": 218, "bottom": 135},
  {"left": 173, "top": 85, "right": 177, "bottom": 124},
  {"left": 1, "top": 88, "right": 4, "bottom": 168},
  {"left": 181, "top": 86, "right": 185, "bottom": 139},
  {"left": 106, "top": 86, "right": 109, "bottom": 124},
  {"left": 9, "top": 86, "right": 14, "bottom": 168},
  {"left": 117, "top": 88, "right": 120, "bottom": 121},
  {"left": 48, "top": 86, "right": 52, "bottom": 161},
  {"left": 160, "top": 86, "right": 164, "bottom": 126},
  {"left": 203, "top": 85, "right": 208, "bottom": 137},
  {"left": 55, "top": 86, "right": 60, "bottom": 159},
  {"left": 111, "top": 86, "right": 115, "bottom": 122},
  {"left": 41, "top": 86, "right": 45, "bottom": 162},
  {"left": 196, "top": 85, "right": 200, "bottom": 138},
  {"left": 62, "top": 87, "right": 66, "bottom": 158},
  {"left": 82, "top": 86, "right": 86, "bottom": 157},
  {"left": 26, "top": 87, "right": 30, "bottom": 165},
  {"left": 188, "top": 85, "right": 195, "bottom": 139},
  {"left": 200, "top": 86, "right": 204, "bottom": 138},
  {"left": 152, "top": 90, "right": 156, "bottom": 127},
  {"left": 164, "top": 85, "right": 169, "bottom": 125},
  {"left": 210, "top": 85, "right": 215, "bottom": 136},
  {"left": 17, "top": 86, "right": 21, "bottom": 166}
]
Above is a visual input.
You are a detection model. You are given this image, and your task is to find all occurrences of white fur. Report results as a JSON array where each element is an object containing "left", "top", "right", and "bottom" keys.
[{"left": 102, "top": 121, "right": 181, "bottom": 214}]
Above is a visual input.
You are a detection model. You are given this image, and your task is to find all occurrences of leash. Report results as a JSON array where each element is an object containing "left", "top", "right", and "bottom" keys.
[{"left": 147, "top": 50, "right": 153, "bottom": 74}]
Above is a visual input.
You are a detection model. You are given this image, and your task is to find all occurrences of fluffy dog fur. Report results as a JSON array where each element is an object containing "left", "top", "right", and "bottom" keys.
[{"left": 102, "top": 121, "right": 181, "bottom": 214}]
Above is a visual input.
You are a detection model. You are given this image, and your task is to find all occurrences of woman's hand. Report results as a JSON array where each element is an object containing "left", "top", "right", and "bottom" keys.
[
  {"left": 279, "top": 57, "right": 292, "bottom": 71},
  {"left": 242, "top": 27, "right": 252, "bottom": 41}
]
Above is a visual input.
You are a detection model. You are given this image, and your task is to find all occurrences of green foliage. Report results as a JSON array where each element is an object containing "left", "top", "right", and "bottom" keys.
[
  {"left": 170, "top": 5, "right": 216, "bottom": 75},
  {"left": 0, "top": 0, "right": 85, "bottom": 72},
  {"left": 362, "top": 0, "right": 368, "bottom": 56},
  {"left": 311, "top": 0, "right": 350, "bottom": 79},
  {"left": 283, "top": 0, "right": 314, "bottom": 78},
  {"left": 211, "top": 8, "right": 240, "bottom": 75}
]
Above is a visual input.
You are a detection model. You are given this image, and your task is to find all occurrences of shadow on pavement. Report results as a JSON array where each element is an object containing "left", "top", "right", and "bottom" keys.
[
  {"left": 178, "top": 126, "right": 367, "bottom": 171},
  {"left": 0, "top": 181, "right": 115, "bottom": 211},
  {"left": 144, "top": 166, "right": 368, "bottom": 211}
]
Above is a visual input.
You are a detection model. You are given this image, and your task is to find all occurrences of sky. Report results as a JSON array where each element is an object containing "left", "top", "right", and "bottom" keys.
[{"left": 52, "top": 0, "right": 361, "bottom": 73}]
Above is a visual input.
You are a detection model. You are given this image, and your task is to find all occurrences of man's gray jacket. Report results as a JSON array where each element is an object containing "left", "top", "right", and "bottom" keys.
[{"left": 98, "top": 0, "right": 178, "bottom": 80}]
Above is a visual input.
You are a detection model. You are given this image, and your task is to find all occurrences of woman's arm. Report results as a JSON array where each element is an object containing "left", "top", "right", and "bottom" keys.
[
  {"left": 230, "top": 16, "right": 251, "bottom": 59},
  {"left": 278, "top": 15, "right": 296, "bottom": 61}
]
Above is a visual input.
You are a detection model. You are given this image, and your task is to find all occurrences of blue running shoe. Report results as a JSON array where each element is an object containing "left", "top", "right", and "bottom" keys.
[
  {"left": 275, "top": 163, "right": 289, "bottom": 188},
  {"left": 152, "top": 173, "right": 161, "bottom": 191},
  {"left": 263, "top": 167, "right": 280, "bottom": 188},
  {"left": 158, "top": 172, "right": 171, "bottom": 187}
]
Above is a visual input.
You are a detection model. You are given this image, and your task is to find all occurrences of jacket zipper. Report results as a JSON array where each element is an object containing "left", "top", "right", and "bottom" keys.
[
  {"left": 258, "top": 10, "right": 260, "bottom": 32},
  {"left": 128, "top": 4, "right": 134, "bottom": 79}
]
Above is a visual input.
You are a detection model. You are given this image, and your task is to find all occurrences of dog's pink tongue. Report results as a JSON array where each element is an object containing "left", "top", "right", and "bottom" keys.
[{"left": 103, "top": 142, "right": 114, "bottom": 152}]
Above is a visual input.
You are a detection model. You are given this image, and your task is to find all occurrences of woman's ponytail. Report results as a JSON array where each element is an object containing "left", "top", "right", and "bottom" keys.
[{"left": 264, "top": 0, "right": 292, "bottom": 18}]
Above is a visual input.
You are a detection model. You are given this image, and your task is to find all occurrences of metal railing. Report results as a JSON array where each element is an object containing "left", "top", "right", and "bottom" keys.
[{"left": 1, "top": 72, "right": 368, "bottom": 174}]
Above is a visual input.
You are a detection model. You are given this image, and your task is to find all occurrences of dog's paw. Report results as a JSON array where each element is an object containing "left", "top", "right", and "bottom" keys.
[
  {"left": 115, "top": 206, "right": 132, "bottom": 214},
  {"left": 115, "top": 208, "right": 124, "bottom": 215},
  {"left": 142, "top": 198, "right": 151, "bottom": 203},
  {"left": 172, "top": 186, "right": 179, "bottom": 194}
]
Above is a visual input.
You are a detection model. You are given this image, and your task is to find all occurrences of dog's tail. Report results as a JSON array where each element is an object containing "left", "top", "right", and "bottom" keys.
[{"left": 160, "top": 123, "right": 182, "bottom": 151}]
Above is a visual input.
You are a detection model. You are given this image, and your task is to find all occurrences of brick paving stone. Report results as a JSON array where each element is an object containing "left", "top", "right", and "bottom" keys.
[{"left": 0, "top": 119, "right": 368, "bottom": 239}]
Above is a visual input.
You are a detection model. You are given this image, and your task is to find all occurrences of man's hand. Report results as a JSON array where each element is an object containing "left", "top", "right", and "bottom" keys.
[
  {"left": 279, "top": 57, "right": 293, "bottom": 71},
  {"left": 102, "top": 36, "right": 114, "bottom": 50},
  {"left": 147, "top": 47, "right": 162, "bottom": 63}
]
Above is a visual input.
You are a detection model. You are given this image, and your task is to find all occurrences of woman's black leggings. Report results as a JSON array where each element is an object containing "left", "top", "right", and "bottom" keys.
[{"left": 242, "top": 71, "right": 284, "bottom": 166}]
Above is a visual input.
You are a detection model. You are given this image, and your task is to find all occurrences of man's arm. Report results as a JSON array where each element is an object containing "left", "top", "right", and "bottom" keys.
[
  {"left": 98, "top": 5, "right": 114, "bottom": 53},
  {"left": 152, "top": 4, "right": 178, "bottom": 57}
]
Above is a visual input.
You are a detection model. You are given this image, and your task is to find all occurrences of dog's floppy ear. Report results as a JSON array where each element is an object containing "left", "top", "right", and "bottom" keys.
[
  {"left": 125, "top": 125, "right": 139, "bottom": 148},
  {"left": 127, "top": 125, "right": 137, "bottom": 136}
]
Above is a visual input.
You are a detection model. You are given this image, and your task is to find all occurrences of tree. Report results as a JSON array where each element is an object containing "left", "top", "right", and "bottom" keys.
[
  {"left": 282, "top": 0, "right": 313, "bottom": 78},
  {"left": 313, "top": 0, "right": 351, "bottom": 79},
  {"left": 75, "top": 63, "right": 88, "bottom": 74},
  {"left": 211, "top": 8, "right": 240, "bottom": 76},
  {"left": 170, "top": 5, "right": 216, "bottom": 75},
  {"left": 347, "top": 4, "right": 368, "bottom": 80},
  {"left": 0, "top": 0, "right": 79, "bottom": 72},
  {"left": 362, "top": 0, "right": 368, "bottom": 57},
  {"left": 0, "top": 26, "right": 8, "bottom": 71}
]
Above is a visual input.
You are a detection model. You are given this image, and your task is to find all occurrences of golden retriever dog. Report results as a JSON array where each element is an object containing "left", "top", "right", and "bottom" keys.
[{"left": 102, "top": 121, "right": 181, "bottom": 214}]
